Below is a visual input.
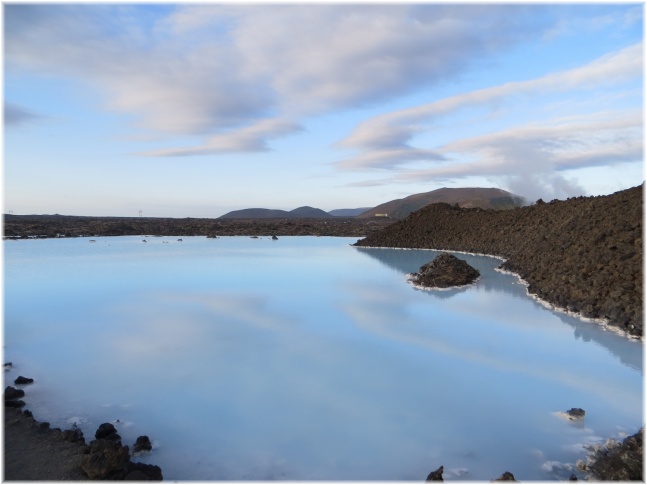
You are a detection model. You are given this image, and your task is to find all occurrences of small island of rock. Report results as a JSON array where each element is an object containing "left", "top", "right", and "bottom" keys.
[{"left": 409, "top": 253, "right": 480, "bottom": 289}]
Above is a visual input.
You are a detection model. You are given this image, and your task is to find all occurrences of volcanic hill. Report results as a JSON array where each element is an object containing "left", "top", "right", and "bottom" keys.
[
  {"left": 357, "top": 187, "right": 526, "bottom": 219},
  {"left": 219, "top": 206, "right": 332, "bottom": 219}
]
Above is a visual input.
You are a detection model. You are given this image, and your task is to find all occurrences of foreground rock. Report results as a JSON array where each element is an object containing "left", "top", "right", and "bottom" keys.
[
  {"left": 588, "top": 429, "right": 643, "bottom": 480},
  {"left": 355, "top": 185, "right": 643, "bottom": 337},
  {"left": 81, "top": 427, "right": 162, "bottom": 480},
  {"left": 494, "top": 471, "right": 517, "bottom": 481},
  {"left": 409, "top": 253, "right": 480, "bottom": 289},
  {"left": 426, "top": 465, "right": 444, "bottom": 481},
  {"left": 4, "top": 408, "right": 162, "bottom": 480}
]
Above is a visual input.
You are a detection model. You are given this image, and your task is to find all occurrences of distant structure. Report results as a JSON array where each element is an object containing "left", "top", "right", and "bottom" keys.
[
  {"left": 374, "top": 213, "right": 389, "bottom": 217},
  {"left": 139, "top": 210, "right": 143, "bottom": 217}
]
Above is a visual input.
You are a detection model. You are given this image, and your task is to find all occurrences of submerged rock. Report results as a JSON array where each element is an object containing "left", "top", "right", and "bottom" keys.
[
  {"left": 409, "top": 253, "right": 480, "bottom": 289},
  {"left": 426, "top": 465, "right": 444, "bottom": 481},
  {"left": 566, "top": 408, "right": 586, "bottom": 420},
  {"left": 14, "top": 376, "right": 34, "bottom": 385},
  {"left": 4, "top": 386, "right": 25, "bottom": 401},
  {"left": 494, "top": 471, "right": 517, "bottom": 481},
  {"left": 132, "top": 435, "right": 153, "bottom": 454}
]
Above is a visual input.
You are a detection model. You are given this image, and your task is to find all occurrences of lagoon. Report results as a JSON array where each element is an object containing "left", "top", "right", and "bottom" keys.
[{"left": 3, "top": 236, "right": 642, "bottom": 480}]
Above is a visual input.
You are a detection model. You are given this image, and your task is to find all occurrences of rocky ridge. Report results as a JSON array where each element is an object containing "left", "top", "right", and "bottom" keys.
[
  {"left": 355, "top": 185, "right": 643, "bottom": 337},
  {"left": 3, "top": 214, "right": 393, "bottom": 239}
]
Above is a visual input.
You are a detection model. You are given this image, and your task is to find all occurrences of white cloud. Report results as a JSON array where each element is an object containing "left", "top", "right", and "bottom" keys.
[
  {"left": 389, "top": 110, "right": 641, "bottom": 200},
  {"left": 136, "top": 118, "right": 302, "bottom": 157},
  {"left": 338, "top": 42, "right": 642, "bottom": 153},
  {"left": 4, "top": 4, "right": 551, "bottom": 156},
  {"left": 334, "top": 42, "right": 642, "bottom": 200}
]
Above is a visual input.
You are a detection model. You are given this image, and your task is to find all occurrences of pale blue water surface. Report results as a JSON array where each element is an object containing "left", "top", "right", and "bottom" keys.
[{"left": 3, "top": 236, "right": 643, "bottom": 480}]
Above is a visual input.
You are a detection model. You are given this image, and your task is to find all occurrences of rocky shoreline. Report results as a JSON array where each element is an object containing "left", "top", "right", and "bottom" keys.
[
  {"left": 4, "top": 368, "right": 162, "bottom": 480},
  {"left": 354, "top": 185, "right": 643, "bottom": 338}
]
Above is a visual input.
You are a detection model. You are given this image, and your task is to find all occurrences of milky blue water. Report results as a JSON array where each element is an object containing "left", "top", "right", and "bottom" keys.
[{"left": 3, "top": 236, "right": 642, "bottom": 480}]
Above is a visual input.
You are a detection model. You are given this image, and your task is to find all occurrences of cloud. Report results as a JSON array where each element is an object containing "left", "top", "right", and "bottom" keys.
[
  {"left": 338, "top": 42, "right": 642, "bottom": 154},
  {"left": 334, "top": 42, "right": 642, "bottom": 200},
  {"left": 336, "top": 147, "right": 446, "bottom": 170},
  {"left": 4, "top": 4, "right": 552, "bottom": 156},
  {"left": 136, "top": 118, "right": 302, "bottom": 157},
  {"left": 389, "top": 110, "right": 641, "bottom": 200},
  {"left": 4, "top": 102, "right": 44, "bottom": 127}
]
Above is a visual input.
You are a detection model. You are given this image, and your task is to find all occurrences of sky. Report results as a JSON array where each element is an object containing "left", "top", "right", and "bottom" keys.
[{"left": 3, "top": 2, "right": 644, "bottom": 218}]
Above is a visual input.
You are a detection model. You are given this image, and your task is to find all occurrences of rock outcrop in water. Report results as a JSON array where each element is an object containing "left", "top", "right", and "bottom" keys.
[
  {"left": 409, "top": 253, "right": 480, "bottom": 289},
  {"left": 355, "top": 185, "right": 643, "bottom": 337},
  {"left": 426, "top": 465, "right": 444, "bottom": 481}
]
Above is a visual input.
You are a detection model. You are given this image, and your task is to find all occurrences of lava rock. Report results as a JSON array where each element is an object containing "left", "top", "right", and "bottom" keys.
[
  {"left": 4, "top": 386, "right": 25, "bottom": 401},
  {"left": 566, "top": 408, "right": 586, "bottom": 420},
  {"left": 494, "top": 471, "right": 517, "bottom": 481},
  {"left": 124, "top": 462, "right": 163, "bottom": 480},
  {"left": 132, "top": 435, "right": 153, "bottom": 454},
  {"left": 14, "top": 376, "right": 34, "bottom": 385},
  {"left": 426, "top": 465, "right": 444, "bottom": 481},
  {"left": 589, "top": 429, "right": 643, "bottom": 480},
  {"left": 5, "top": 399, "right": 26, "bottom": 408},
  {"left": 95, "top": 422, "right": 121, "bottom": 441},
  {"left": 62, "top": 427, "right": 85, "bottom": 444},
  {"left": 409, "top": 253, "right": 480, "bottom": 288},
  {"left": 81, "top": 438, "right": 131, "bottom": 479},
  {"left": 354, "top": 185, "right": 643, "bottom": 336},
  {"left": 271, "top": 235, "right": 279, "bottom": 240}
]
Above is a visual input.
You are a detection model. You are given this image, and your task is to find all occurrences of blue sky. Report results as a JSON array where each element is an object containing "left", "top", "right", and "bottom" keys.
[{"left": 3, "top": 3, "right": 643, "bottom": 217}]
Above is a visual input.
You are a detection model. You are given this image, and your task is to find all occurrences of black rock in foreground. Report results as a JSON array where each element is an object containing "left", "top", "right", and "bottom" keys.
[
  {"left": 409, "top": 253, "right": 480, "bottom": 289},
  {"left": 588, "top": 429, "right": 643, "bottom": 480}
]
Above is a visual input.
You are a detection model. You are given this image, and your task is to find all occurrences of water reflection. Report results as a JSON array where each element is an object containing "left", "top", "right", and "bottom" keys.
[{"left": 354, "top": 246, "right": 643, "bottom": 371}]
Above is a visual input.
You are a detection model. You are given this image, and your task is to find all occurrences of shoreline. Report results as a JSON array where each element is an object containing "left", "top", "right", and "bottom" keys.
[
  {"left": 3, "top": 377, "right": 163, "bottom": 481},
  {"left": 357, "top": 244, "right": 641, "bottom": 341},
  {"left": 354, "top": 185, "right": 643, "bottom": 338}
]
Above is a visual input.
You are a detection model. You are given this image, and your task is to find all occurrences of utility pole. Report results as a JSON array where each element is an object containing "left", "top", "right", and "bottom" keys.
[{"left": 139, "top": 210, "right": 142, "bottom": 218}]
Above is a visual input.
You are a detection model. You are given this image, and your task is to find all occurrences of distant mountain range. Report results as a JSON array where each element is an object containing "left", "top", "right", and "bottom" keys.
[
  {"left": 219, "top": 206, "right": 332, "bottom": 219},
  {"left": 219, "top": 187, "right": 526, "bottom": 220}
]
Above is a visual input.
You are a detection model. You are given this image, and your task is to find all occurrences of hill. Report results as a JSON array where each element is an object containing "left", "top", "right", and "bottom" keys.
[
  {"left": 354, "top": 185, "right": 643, "bottom": 337},
  {"left": 328, "top": 208, "right": 371, "bottom": 217},
  {"left": 358, "top": 187, "right": 525, "bottom": 219},
  {"left": 288, "top": 206, "right": 332, "bottom": 218},
  {"left": 219, "top": 208, "right": 291, "bottom": 219},
  {"left": 219, "top": 206, "right": 332, "bottom": 219}
]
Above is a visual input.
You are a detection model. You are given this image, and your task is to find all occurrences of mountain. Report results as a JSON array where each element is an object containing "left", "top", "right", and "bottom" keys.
[
  {"left": 327, "top": 208, "right": 372, "bottom": 217},
  {"left": 219, "top": 208, "right": 292, "bottom": 219},
  {"left": 358, "top": 187, "right": 526, "bottom": 219},
  {"left": 289, "top": 206, "right": 332, "bottom": 218},
  {"left": 219, "top": 206, "right": 332, "bottom": 219}
]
